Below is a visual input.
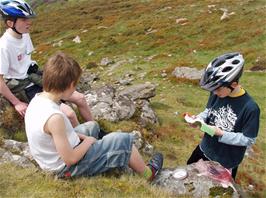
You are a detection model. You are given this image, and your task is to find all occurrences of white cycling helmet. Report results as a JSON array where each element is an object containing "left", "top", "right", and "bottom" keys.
[
  {"left": 200, "top": 52, "right": 244, "bottom": 92},
  {"left": 0, "top": 0, "right": 35, "bottom": 18}
]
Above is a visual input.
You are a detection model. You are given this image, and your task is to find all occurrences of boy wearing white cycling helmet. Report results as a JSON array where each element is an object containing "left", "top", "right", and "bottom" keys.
[
  {"left": 187, "top": 52, "right": 260, "bottom": 180},
  {"left": 0, "top": 0, "right": 98, "bottom": 131}
]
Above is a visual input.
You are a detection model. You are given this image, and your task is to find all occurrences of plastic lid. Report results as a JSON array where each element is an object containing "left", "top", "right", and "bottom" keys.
[{"left": 173, "top": 169, "right": 188, "bottom": 180}]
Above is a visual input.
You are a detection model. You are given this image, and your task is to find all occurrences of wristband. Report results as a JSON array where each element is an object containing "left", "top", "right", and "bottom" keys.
[{"left": 200, "top": 123, "right": 215, "bottom": 136}]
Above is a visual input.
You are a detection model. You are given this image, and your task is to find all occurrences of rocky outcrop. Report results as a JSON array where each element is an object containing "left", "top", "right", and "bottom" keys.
[
  {"left": 0, "top": 139, "right": 35, "bottom": 168},
  {"left": 85, "top": 83, "right": 158, "bottom": 127},
  {"left": 117, "top": 82, "right": 156, "bottom": 100},
  {"left": 153, "top": 160, "right": 243, "bottom": 197},
  {"left": 0, "top": 81, "right": 158, "bottom": 132}
]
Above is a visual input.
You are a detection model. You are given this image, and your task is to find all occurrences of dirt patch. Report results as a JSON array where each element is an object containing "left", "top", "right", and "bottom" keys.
[
  {"left": 250, "top": 65, "right": 266, "bottom": 71},
  {"left": 250, "top": 59, "right": 266, "bottom": 71}
]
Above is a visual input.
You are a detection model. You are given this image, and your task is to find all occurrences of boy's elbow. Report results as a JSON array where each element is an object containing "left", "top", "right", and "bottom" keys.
[
  {"left": 246, "top": 137, "right": 256, "bottom": 147},
  {"left": 63, "top": 156, "right": 79, "bottom": 166}
]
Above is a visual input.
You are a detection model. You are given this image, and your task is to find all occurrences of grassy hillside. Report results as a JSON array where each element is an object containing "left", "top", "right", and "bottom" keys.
[{"left": 1, "top": 0, "right": 266, "bottom": 197}]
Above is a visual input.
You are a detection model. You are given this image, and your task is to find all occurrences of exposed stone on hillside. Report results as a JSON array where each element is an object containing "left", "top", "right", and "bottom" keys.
[
  {"left": 132, "top": 131, "right": 154, "bottom": 155},
  {"left": 172, "top": 67, "right": 204, "bottom": 80},
  {"left": 85, "top": 85, "right": 134, "bottom": 122},
  {"left": 153, "top": 160, "right": 242, "bottom": 197},
  {"left": 0, "top": 140, "right": 35, "bottom": 168},
  {"left": 0, "top": 80, "right": 158, "bottom": 133},
  {"left": 78, "top": 71, "right": 99, "bottom": 92},
  {"left": 84, "top": 83, "right": 158, "bottom": 127},
  {"left": 118, "top": 82, "right": 156, "bottom": 100},
  {"left": 100, "top": 57, "right": 114, "bottom": 66},
  {"left": 137, "top": 100, "right": 159, "bottom": 127}
]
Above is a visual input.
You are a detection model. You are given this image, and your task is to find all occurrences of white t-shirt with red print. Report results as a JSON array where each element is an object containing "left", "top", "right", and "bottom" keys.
[{"left": 0, "top": 31, "right": 34, "bottom": 79}]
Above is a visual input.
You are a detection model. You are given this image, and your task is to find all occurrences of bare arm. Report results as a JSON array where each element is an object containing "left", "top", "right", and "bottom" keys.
[
  {"left": 66, "top": 91, "right": 94, "bottom": 121},
  {"left": 0, "top": 75, "right": 28, "bottom": 116},
  {"left": 44, "top": 114, "right": 96, "bottom": 166}
]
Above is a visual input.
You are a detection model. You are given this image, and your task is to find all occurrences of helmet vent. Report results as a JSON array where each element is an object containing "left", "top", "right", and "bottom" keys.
[
  {"left": 211, "top": 76, "right": 220, "bottom": 82},
  {"left": 24, "top": 2, "right": 31, "bottom": 12},
  {"left": 226, "top": 55, "right": 235, "bottom": 59},
  {"left": 17, "top": 5, "right": 27, "bottom": 12},
  {"left": 232, "top": 60, "right": 240, "bottom": 64},
  {"left": 2, "top": 1, "right": 8, "bottom": 6},
  {"left": 222, "top": 66, "right": 233, "bottom": 72},
  {"left": 212, "top": 59, "right": 225, "bottom": 67}
]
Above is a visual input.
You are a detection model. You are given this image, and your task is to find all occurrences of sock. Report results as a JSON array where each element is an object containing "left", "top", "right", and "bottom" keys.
[{"left": 142, "top": 166, "right": 152, "bottom": 180}]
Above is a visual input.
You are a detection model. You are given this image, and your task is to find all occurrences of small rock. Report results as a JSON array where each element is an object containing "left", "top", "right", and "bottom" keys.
[
  {"left": 100, "top": 57, "right": 114, "bottom": 66},
  {"left": 88, "top": 51, "right": 94, "bottom": 56},
  {"left": 247, "top": 184, "right": 254, "bottom": 191},
  {"left": 73, "top": 36, "right": 81, "bottom": 43},
  {"left": 176, "top": 18, "right": 189, "bottom": 25}
]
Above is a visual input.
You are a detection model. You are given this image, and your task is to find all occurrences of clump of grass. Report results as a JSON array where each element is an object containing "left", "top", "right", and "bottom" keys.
[
  {"left": 209, "top": 186, "right": 234, "bottom": 197},
  {"left": 0, "top": 106, "right": 24, "bottom": 139}
]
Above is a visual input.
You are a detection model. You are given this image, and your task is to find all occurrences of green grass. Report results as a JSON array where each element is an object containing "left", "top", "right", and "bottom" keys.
[
  {"left": 1, "top": 0, "right": 266, "bottom": 197},
  {"left": 0, "top": 163, "right": 173, "bottom": 198}
]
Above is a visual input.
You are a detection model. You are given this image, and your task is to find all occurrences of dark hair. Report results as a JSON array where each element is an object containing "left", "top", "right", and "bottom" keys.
[
  {"left": 43, "top": 52, "right": 82, "bottom": 93},
  {"left": 0, "top": 13, "right": 16, "bottom": 25}
]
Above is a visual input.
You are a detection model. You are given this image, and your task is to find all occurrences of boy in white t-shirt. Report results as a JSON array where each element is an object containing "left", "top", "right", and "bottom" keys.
[
  {"left": 0, "top": 0, "right": 94, "bottom": 128},
  {"left": 25, "top": 51, "right": 164, "bottom": 180}
]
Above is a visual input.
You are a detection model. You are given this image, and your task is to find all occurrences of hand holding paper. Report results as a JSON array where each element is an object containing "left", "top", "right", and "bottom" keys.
[{"left": 183, "top": 113, "right": 215, "bottom": 137}]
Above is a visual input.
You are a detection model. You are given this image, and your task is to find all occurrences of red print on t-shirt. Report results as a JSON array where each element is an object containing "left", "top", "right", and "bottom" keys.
[{"left": 17, "top": 54, "right": 22, "bottom": 61}]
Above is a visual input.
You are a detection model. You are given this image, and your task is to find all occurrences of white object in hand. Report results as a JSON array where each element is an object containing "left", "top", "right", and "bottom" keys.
[{"left": 184, "top": 114, "right": 203, "bottom": 124}]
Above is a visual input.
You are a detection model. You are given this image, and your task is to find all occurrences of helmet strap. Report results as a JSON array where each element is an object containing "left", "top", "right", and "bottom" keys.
[
  {"left": 11, "top": 18, "right": 22, "bottom": 35},
  {"left": 227, "top": 85, "right": 235, "bottom": 92}
]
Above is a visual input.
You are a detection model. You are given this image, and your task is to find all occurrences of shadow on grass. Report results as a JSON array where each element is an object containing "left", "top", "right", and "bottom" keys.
[{"left": 150, "top": 102, "right": 172, "bottom": 110}]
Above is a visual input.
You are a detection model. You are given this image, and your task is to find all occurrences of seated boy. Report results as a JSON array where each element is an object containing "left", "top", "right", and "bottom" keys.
[
  {"left": 0, "top": 0, "right": 94, "bottom": 128},
  {"left": 25, "top": 52, "right": 163, "bottom": 180}
]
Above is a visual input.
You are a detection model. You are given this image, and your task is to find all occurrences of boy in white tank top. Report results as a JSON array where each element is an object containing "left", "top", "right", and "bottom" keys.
[{"left": 25, "top": 52, "right": 163, "bottom": 180}]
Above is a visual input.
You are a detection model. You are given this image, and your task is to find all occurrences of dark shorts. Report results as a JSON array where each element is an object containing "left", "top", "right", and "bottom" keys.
[
  {"left": 5, "top": 73, "right": 43, "bottom": 103},
  {"left": 25, "top": 84, "right": 43, "bottom": 101}
]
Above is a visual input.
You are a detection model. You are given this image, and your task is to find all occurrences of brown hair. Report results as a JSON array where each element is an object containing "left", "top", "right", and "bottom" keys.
[{"left": 43, "top": 52, "right": 82, "bottom": 93}]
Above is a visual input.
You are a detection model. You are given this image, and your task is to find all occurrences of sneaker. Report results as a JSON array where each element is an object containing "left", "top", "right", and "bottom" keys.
[
  {"left": 147, "top": 152, "right": 163, "bottom": 181},
  {"left": 99, "top": 128, "right": 108, "bottom": 139}
]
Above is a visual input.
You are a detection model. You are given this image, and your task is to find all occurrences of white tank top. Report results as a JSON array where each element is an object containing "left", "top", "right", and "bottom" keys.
[{"left": 25, "top": 94, "right": 80, "bottom": 172}]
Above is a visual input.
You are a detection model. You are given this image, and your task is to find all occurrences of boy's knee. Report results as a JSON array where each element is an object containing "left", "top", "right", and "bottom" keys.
[
  {"left": 105, "top": 132, "right": 132, "bottom": 145},
  {"left": 75, "top": 121, "right": 100, "bottom": 137},
  {"left": 89, "top": 121, "right": 100, "bottom": 132},
  {"left": 65, "top": 109, "right": 77, "bottom": 122},
  {"left": 60, "top": 104, "right": 78, "bottom": 124},
  {"left": 74, "top": 92, "right": 86, "bottom": 106},
  {"left": 66, "top": 110, "right": 76, "bottom": 120}
]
